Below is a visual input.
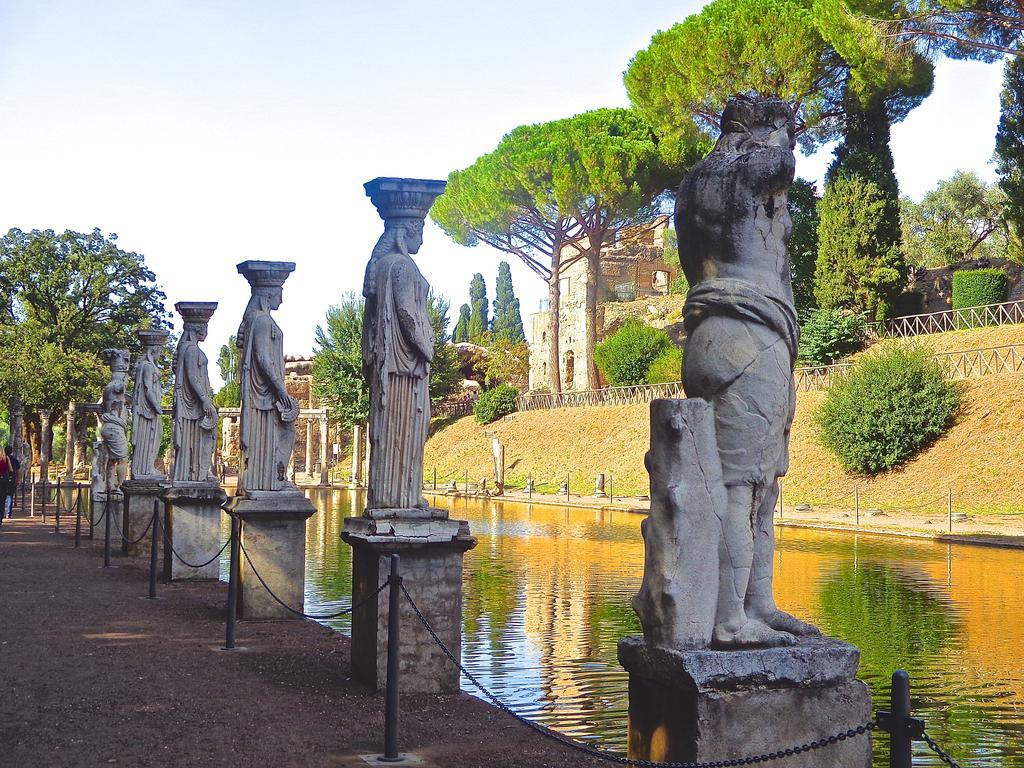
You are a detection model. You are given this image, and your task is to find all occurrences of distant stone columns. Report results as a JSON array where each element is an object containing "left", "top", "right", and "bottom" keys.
[
  {"left": 39, "top": 409, "right": 51, "bottom": 483},
  {"left": 319, "top": 416, "right": 329, "bottom": 485},
  {"left": 8, "top": 396, "right": 24, "bottom": 482},
  {"left": 64, "top": 401, "right": 76, "bottom": 482},
  {"left": 350, "top": 424, "right": 365, "bottom": 488},
  {"left": 304, "top": 418, "right": 314, "bottom": 476}
]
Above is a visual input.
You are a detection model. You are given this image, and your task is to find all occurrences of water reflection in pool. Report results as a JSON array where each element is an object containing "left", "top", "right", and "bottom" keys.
[{"left": 296, "top": 489, "right": 1024, "bottom": 767}]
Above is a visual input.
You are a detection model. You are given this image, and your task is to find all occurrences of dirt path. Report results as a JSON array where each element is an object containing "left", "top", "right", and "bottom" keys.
[{"left": 0, "top": 513, "right": 605, "bottom": 768}]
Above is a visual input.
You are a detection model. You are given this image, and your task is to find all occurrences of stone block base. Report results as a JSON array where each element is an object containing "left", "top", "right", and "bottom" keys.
[
  {"left": 618, "top": 636, "right": 872, "bottom": 768},
  {"left": 91, "top": 493, "right": 123, "bottom": 547},
  {"left": 227, "top": 491, "right": 315, "bottom": 620},
  {"left": 162, "top": 483, "right": 228, "bottom": 580},
  {"left": 121, "top": 479, "right": 168, "bottom": 557},
  {"left": 343, "top": 517, "right": 476, "bottom": 694}
]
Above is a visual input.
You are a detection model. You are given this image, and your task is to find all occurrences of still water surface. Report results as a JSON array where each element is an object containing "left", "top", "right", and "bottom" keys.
[{"left": 297, "top": 489, "right": 1024, "bottom": 767}]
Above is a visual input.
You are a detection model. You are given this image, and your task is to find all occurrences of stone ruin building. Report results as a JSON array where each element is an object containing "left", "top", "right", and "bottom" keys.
[{"left": 527, "top": 215, "right": 680, "bottom": 392}]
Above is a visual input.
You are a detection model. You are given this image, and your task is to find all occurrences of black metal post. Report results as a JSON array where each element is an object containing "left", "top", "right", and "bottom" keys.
[
  {"left": 609, "top": 473, "right": 614, "bottom": 504},
  {"left": 55, "top": 487, "right": 61, "bottom": 533},
  {"left": 89, "top": 493, "right": 95, "bottom": 540},
  {"left": 432, "top": 467, "right": 437, "bottom": 491},
  {"left": 74, "top": 490, "right": 82, "bottom": 548},
  {"left": 41, "top": 480, "right": 47, "bottom": 523},
  {"left": 383, "top": 553, "right": 401, "bottom": 761},
  {"left": 528, "top": 473, "right": 532, "bottom": 500},
  {"left": 102, "top": 495, "right": 112, "bottom": 568},
  {"left": 147, "top": 500, "right": 160, "bottom": 599},
  {"left": 889, "top": 670, "right": 913, "bottom": 768},
  {"left": 464, "top": 469, "right": 469, "bottom": 494},
  {"left": 224, "top": 515, "right": 241, "bottom": 649},
  {"left": 566, "top": 473, "right": 570, "bottom": 501},
  {"left": 121, "top": 493, "right": 130, "bottom": 555}
]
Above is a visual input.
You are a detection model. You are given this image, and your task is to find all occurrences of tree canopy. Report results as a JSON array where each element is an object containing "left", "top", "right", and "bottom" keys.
[
  {"left": 901, "top": 171, "right": 1009, "bottom": 267},
  {"left": 452, "top": 304, "right": 471, "bottom": 343},
  {"left": 432, "top": 107, "right": 683, "bottom": 391},
  {"left": 996, "top": 55, "right": 1024, "bottom": 257},
  {"left": 468, "top": 273, "right": 489, "bottom": 341},
  {"left": 492, "top": 261, "right": 526, "bottom": 343},
  {"left": 790, "top": 179, "right": 822, "bottom": 313},
  {"left": 0, "top": 228, "right": 168, "bottom": 415},
  {"left": 625, "top": 0, "right": 933, "bottom": 153}
]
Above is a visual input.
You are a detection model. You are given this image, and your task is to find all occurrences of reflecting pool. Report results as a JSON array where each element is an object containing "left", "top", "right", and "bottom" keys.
[{"left": 297, "top": 489, "right": 1024, "bottom": 767}]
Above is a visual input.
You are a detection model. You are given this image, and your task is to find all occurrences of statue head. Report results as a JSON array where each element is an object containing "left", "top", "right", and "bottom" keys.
[
  {"left": 236, "top": 261, "right": 294, "bottom": 347},
  {"left": 101, "top": 348, "right": 131, "bottom": 374},
  {"left": 718, "top": 95, "right": 796, "bottom": 153},
  {"left": 137, "top": 328, "right": 169, "bottom": 362},
  {"left": 175, "top": 302, "right": 217, "bottom": 344},
  {"left": 364, "top": 177, "right": 444, "bottom": 261}
]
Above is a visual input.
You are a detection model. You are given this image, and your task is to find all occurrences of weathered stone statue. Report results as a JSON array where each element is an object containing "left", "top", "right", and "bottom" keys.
[
  {"left": 235, "top": 261, "right": 299, "bottom": 493},
  {"left": 162, "top": 301, "right": 226, "bottom": 580},
  {"left": 361, "top": 182, "right": 438, "bottom": 513},
  {"left": 343, "top": 177, "right": 476, "bottom": 695},
  {"left": 97, "top": 348, "right": 131, "bottom": 494},
  {"left": 131, "top": 329, "right": 168, "bottom": 480},
  {"left": 620, "top": 97, "right": 870, "bottom": 767},
  {"left": 226, "top": 261, "right": 314, "bottom": 617},
  {"left": 171, "top": 303, "right": 218, "bottom": 483}
]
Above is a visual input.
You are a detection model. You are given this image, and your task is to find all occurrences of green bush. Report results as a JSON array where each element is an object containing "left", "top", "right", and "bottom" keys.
[
  {"left": 647, "top": 345, "right": 683, "bottom": 384},
  {"left": 797, "top": 309, "right": 866, "bottom": 366},
  {"left": 952, "top": 268, "right": 1008, "bottom": 310},
  {"left": 473, "top": 384, "right": 519, "bottom": 424},
  {"left": 669, "top": 273, "right": 689, "bottom": 296},
  {"left": 594, "top": 319, "right": 671, "bottom": 386},
  {"left": 815, "top": 345, "right": 961, "bottom": 475}
]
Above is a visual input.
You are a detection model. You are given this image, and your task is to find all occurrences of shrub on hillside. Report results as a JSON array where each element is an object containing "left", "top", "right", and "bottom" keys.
[
  {"left": 474, "top": 384, "right": 519, "bottom": 424},
  {"left": 647, "top": 345, "right": 683, "bottom": 384},
  {"left": 815, "top": 345, "right": 961, "bottom": 475},
  {"left": 798, "top": 309, "right": 866, "bottom": 366},
  {"left": 594, "top": 319, "right": 671, "bottom": 387},
  {"left": 952, "top": 268, "right": 1008, "bottom": 311}
]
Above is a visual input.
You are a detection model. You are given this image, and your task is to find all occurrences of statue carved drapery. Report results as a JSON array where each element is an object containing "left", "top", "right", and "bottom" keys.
[
  {"left": 131, "top": 329, "right": 168, "bottom": 480},
  {"left": 172, "top": 303, "right": 218, "bottom": 483}
]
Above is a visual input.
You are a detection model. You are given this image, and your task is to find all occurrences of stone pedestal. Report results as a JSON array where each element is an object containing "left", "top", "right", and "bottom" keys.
[
  {"left": 121, "top": 478, "right": 168, "bottom": 557},
  {"left": 618, "top": 636, "right": 872, "bottom": 767},
  {"left": 226, "top": 490, "right": 315, "bottom": 620},
  {"left": 162, "top": 482, "right": 228, "bottom": 580},
  {"left": 342, "top": 513, "right": 476, "bottom": 693},
  {"left": 92, "top": 491, "right": 123, "bottom": 545}
]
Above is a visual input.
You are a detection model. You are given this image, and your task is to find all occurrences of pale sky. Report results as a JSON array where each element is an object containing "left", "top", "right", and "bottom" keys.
[{"left": 0, "top": 1, "right": 1006, "bottom": 387}]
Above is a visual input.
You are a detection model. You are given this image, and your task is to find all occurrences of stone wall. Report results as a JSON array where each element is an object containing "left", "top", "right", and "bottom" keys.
[{"left": 903, "top": 258, "right": 1024, "bottom": 315}]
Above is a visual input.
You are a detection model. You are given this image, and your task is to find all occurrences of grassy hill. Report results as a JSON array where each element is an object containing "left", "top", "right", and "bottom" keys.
[{"left": 424, "top": 326, "right": 1024, "bottom": 513}]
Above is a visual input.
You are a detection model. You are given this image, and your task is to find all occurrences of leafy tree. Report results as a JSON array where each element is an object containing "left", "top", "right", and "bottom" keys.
[
  {"left": 790, "top": 179, "right": 821, "bottom": 313},
  {"left": 312, "top": 293, "right": 461, "bottom": 427},
  {"left": 482, "top": 338, "right": 529, "bottom": 389},
  {"left": 427, "top": 293, "right": 462, "bottom": 406},
  {"left": 594, "top": 319, "right": 672, "bottom": 387},
  {"left": 432, "top": 108, "right": 684, "bottom": 392},
  {"left": 815, "top": 344, "right": 961, "bottom": 474},
  {"left": 996, "top": 55, "right": 1024, "bottom": 258},
  {"left": 473, "top": 384, "right": 519, "bottom": 424},
  {"left": 815, "top": 170, "right": 907, "bottom": 321},
  {"left": 797, "top": 308, "right": 866, "bottom": 365},
  {"left": 312, "top": 296, "right": 369, "bottom": 429},
  {"left": 625, "top": 0, "right": 932, "bottom": 153},
  {"left": 452, "top": 304, "right": 471, "bottom": 343},
  {"left": 467, "top": 273, "right": 489, "bottom": 341},
  {"left": 901, "top": 172, "right": 1008, "bottom": 267},
  {"left": 213, "top": 335, "right": 241, "bottom": 408},
  {"left": 0, "top": 228, "right": 168, "bottom": 457},
  {"left": 491, "top": 261, "right": 526, "bottom": 343}
]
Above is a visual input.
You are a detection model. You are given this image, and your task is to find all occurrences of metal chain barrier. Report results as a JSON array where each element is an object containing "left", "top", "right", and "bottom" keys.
[
  {"left": 110, "top": 509, "right": 156, "bottom": 547},
  {"left": 399, "top": 581, "right": 873, "bottom": 767},
  {"left": 922, "top": 731, "right": 963, "bottom": 767},
  {"left": 156, "top": 515, "right": 231, "bottom": 569},
  {"left": 239, "top": 540, "right": 388, "bottom": 620}
]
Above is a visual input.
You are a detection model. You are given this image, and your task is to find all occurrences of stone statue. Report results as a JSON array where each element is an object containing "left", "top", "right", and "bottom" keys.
[
  {"left": 172, "top": 302, "right": 218, "bottom": 483},
  {"left": 637, "top": 96, "right": 819, "bottom": 650},
  {"left": 130, "top": 329, "right": 169, "bottom": 480},
  {"left": 98, "top": 348, "right": 131, "bottom": 494},
  {"left": 235, "top": 261, "right": 299, "bottom": 493},
  {"left": 362, "top": 177, "right": 446, "bottom": 512}
]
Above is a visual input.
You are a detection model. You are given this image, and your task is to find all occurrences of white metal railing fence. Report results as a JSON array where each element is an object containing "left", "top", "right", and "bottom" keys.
[
  {"left": 516, "top": 343, "right": 1024, "bottom": 411},
  {"left": 875, "top": 299, "right": 1024, "bottom": 338}
]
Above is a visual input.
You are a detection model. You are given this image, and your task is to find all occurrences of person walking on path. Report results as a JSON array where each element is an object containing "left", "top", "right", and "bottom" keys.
[{"left": 0, "top": 446, "right": 15, "bottom": 524}]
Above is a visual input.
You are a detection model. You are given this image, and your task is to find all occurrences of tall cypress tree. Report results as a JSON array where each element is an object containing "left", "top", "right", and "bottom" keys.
[
  {"left": 996, "top": 55, "right": 1024, "bottom": 258},
  {"left": 452, "top": 304, "right": 471, "bottom": 343},
  {"left": 815, "top": 94, "right": 907, "bottom": 321},
  {"left": 467, "top": 273, "right": 489, "bottom": 341},
  {"left": 491, "top": 261, "right": 526, "bottom": 343}
]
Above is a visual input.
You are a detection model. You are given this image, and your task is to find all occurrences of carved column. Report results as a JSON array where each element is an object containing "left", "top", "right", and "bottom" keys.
[
  {"left": 304, "top": 417, "right": 314, "bottom": 477},
  {"left": 226, "top": 261, "right": 315, "bottom": 620},
  {"left": 319, "top": 416, "right": 329, "bottom": 485},
  {"left": 8, "top": 396, "right": 24, "bottom": 483},
  {"left": 350, "top": 423, "right": 364, "bottom": 488},
  {"left": 38, "top": 409, "right": 51, "bottom": 483},
  {"left": 64, "top": 401, "right": 76, "bottom": 482},
  {"left": 342, "top": 177, "right": 475, "bottom": 694}
]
